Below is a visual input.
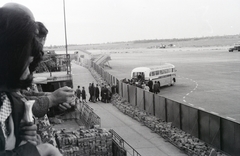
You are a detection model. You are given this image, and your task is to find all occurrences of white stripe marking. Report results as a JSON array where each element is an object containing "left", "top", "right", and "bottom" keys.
[
  {"left": 210, "top": 111, "right": 219, "bottom": 115},
  {"left": 226, "top": 116, "right": 236, "bottom": 121},
  {"left": 198, "top": 107, "right": 205, "bottom": 110},
  {"left": 189, "top": 103, "right": 194, "bottom": 106}
]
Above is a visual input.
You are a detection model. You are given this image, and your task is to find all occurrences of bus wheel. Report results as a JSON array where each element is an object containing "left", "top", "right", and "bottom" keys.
[{"left": 171, "top": 78, "right": 176, "bottom": 86}]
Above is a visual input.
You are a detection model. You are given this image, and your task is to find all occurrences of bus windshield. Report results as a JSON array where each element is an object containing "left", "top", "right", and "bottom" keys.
[{"left": 132, "top": 72, "right": 144, "bottom": 79}]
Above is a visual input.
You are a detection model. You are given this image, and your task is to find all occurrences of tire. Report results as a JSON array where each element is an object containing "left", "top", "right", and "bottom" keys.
[{"left": 171, "top": 78, "right": 176, "bottom": 86}]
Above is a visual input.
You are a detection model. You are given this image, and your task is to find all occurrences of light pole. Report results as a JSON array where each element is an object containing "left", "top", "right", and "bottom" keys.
[
  {"left": 63, "top": 0, "right": 71, "bottom": 75},
  {"left": 47, "top": 51, "right": 52, "bottom": 77}
]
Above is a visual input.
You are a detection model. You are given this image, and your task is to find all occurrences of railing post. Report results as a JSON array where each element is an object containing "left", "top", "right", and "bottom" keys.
[
  {"left": 153, "top": 94, "right": 155, "bottom": 116},
  {"left": 135, "top": 87, "right": 137, "bottom": 106},
  {"left": 127, "top": 85, "right": 130, "bottom": 102},
  {"left": 165, "top": 97, "right": 168, "bottom": 122},
  {"left": 179, "top": 103, "right": 182, "bottom": 130},
  {"left": 121, "top": 82, "right": 123, "bottom": 98},
  {"left": 143, "top": 91, "right": 146, "bottom": 111}
]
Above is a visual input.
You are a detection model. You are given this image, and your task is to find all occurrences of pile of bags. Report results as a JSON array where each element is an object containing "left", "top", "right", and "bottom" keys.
[
  {"left": 56, "top": 128, "right": 113, "bottom": 156},
  {"left": 111, "top": 94, "right": 226, "bottom": 156}
]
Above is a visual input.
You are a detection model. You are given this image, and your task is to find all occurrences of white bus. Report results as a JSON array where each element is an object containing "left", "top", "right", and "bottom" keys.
[{"left": 130, "top": 63, "right": 176, "bottom": 86}]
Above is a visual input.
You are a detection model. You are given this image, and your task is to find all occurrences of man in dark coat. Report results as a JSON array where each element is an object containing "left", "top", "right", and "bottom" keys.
[
  {"left": 102, "top": 85, "right": 108, "bottom": 103},
  {"left": 88, "top": 83, "right": 92, "bottom": 101},
  {"left": 100, "top": 83, "right": 104, "bottom": 101},
  {"left": 95, "top": 84, "right": 100, "bottom": 101},
  {"left": 153, "top": 81, "right": 160, "bottom": 94},
  {"left": 148, "top": 79, "right": 153, "bottom": 92},
  {"left": 82, "top": 87, "right": 86, "bottom": 103},
  {"left": 76, "top": 85, "right": 82, "bottom": 102},
  {"left": 91, "top": 83, "right": 96, "bottom": 103}
]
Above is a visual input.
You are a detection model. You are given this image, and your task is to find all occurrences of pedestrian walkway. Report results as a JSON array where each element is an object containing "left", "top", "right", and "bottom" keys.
[{"left": 71, "top": 63, "right": 187, "bottom": 156}]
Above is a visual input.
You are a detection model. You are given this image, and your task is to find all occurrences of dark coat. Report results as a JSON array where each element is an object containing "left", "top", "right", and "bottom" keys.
[
  {"left": 148, "top": 80, "right": 153, "bottom": 91},
  {"left": 82, "top": 90, "right": 86, "bottom": 99},
  {"left": 96, "top": 87, "right": 99, "bottom": 98},
  {"left": 88, "top": 86, "right": 92, "bottom": 94},
  {"left": 0, "top": 92, "right": 40, "bottom": 156},
  {"left": 153, "top": 83, "right": 160, "bottom": 92},
  {"left": 100, "top": 86, "right": 104, "bottom": 97},
  {"left": 91, "top": 86, "right": 96, "bottom": 96},
  {"left": 76, "top": 88, "right": 81, "bottom": 98}
]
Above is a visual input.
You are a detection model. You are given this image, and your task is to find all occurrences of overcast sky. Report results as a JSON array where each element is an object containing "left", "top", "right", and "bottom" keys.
[{"left": 1, "top": 0, "right": 240, "bottom": 46}]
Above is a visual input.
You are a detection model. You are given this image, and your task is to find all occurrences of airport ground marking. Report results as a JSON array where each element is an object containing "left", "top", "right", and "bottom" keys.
[
  {"left": 198, "top": 107, "right": 205, "bottom": 111},
  {"left": 188, "top": 103, "right": 194, "bottom": 106},
  {"left": 180, "top": 75, "right": 198, "bottom": 105},
  {"left": 226, "top": 116, "right": 236, "bottom": 121},
  {"left": 210, "top": 111, "right": 219, "bottom": 115}
]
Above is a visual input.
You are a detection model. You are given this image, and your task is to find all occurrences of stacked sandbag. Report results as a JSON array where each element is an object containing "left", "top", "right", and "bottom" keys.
[
  {"left": 111, "top": 94, "right": 227, "bottom": 156},
  {"left": 56, "top": 128, "right": 113, "bottom": 156}
]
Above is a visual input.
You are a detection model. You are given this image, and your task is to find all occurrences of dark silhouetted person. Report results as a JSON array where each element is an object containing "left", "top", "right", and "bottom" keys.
[
  {"left": 82, "top": 87, "right": 86, "bottom": 103},
  {"left": 96, "top": 84, "right": 100, "bottom": 101},
  {"left": 153, "top": 81, "right": 160, "bottom": 94},
  {"left": 88, "top": 83, "right": 92, "bottom": 101},
  {"left": 76, "top": 86, "right": 82, "bottom": 102},
  {"left": 148, "top": 79, "right": 153, "bottom": 92},
  {"left": 91, "top": 83, "right": 96, "bottom": 103}
]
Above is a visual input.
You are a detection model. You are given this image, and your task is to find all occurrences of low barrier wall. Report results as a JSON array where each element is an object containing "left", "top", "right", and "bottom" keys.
[{"left": 86, "top": 60, "right": 239, "bottom": 156}]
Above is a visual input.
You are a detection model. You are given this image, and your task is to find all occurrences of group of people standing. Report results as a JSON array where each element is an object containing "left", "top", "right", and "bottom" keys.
[
  {"left": 75, "top": 86, "right": 87, "bottom": 103},
  {"left": 145, "top": 80, "right": 161, "bottom": 94},
  {"left": 124, "top": 78, "right": 161, "bottom": 94},
  {"left": 75, "top": 83, "right": 112, "bottom": 103},
  {"left": 123, "top": 75, "right": 161, "bottom": 94}
]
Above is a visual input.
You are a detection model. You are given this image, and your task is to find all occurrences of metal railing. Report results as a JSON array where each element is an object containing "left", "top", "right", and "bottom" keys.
[{"left": 109, "top": 129, "right": 141, "bottom": 156}]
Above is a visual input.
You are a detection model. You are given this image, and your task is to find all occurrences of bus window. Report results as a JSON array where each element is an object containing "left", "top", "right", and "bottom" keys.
[
  {"left": 152, "top": 72, "right": 156, "bottom": 76},
  {"left": 156, "top": 70, "right": 159, "bottom": 75},
  {"left": 133, "top": 72, "right": 136, "bottom": 78}
]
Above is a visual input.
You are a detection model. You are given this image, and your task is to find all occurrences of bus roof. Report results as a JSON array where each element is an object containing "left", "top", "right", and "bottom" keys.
[{"left": 132, "top": 63, "right": 175, "bottom": 72}]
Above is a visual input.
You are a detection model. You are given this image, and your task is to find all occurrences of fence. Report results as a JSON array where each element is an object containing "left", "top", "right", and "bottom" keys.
[
  {"left": 84, "top": 60, "right": 240, "bottom": 156},
  {"left": 78, "top": 102, "right": 101, "bottom": 128},
  {"left": 110, "top": 129, "right": 141, "bottom": 156}
]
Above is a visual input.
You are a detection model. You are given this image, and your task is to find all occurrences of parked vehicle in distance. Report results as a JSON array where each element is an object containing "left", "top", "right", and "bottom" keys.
[
  {"left": 229, "top": 44, "right": 240, "bottom": 52},
  {"left": 131, "top": 63, "right": 176, "bottom": 87}
]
